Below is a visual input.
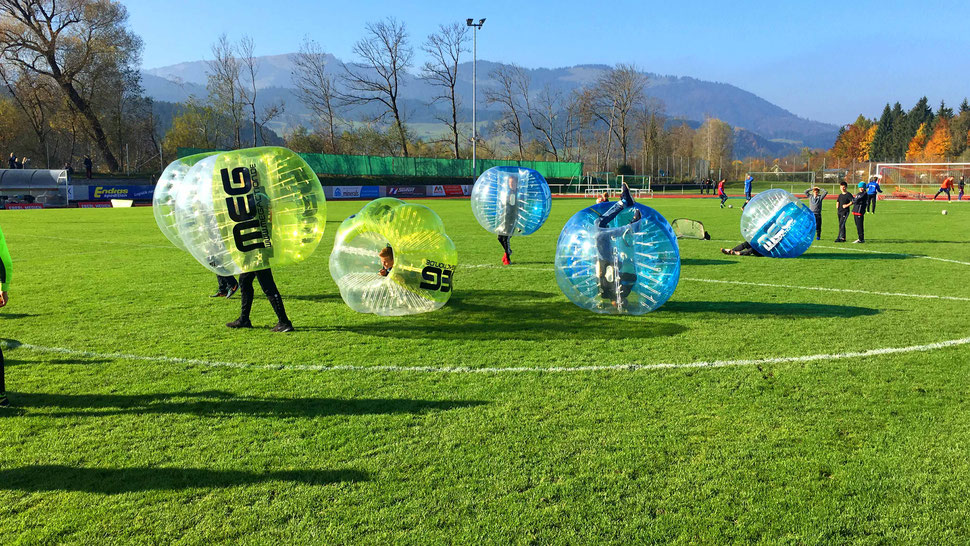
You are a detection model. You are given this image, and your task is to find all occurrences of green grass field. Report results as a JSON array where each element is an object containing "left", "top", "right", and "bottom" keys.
[{"left": 1, "top": 196, "right": 969, "bottom": 543}]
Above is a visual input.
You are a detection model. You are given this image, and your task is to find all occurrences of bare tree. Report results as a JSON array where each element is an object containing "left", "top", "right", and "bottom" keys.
[
  {"left": 0, "top": 0, "right": 144, "bottom": 171},
  {"left": 341, "top": 18, "right": 413, "bottom": 157},
  {"left": 293, "top": 37, "right": 341, "bottom": 153},
  {"left": 485, "top": 64, "right": 529, "bottom": 160},
  {"left": 0, "top": 64, "right": 56, "bottom": 165},
  {"left": 524, "top": 85, "right": 566, "bottom": 160},
  {"left": 237, "top": 35, "right": 284, "bottom": 147},
  {"left": 593, "top": 64, "right": 647, "bottom": 166},
  {"left": 207, "top": 34, "right": 242, "bottom": 148},
  {"left": 421, "top": 22, "right": 468, "bottom": 159}
]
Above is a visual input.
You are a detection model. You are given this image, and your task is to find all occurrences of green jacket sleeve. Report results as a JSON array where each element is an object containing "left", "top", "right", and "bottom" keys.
[{"left": 0, "top": 224, "right": 12, "bottom": 291}]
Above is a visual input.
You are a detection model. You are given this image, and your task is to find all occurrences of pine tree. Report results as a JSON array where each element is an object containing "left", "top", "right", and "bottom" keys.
[
  {"left": 870, "top": 104, "right": 893, "bottom": 161},
  {"left": 937, "top": 100, "right": 954, "bottom": 120},
  {"left": 960, "top": 98, "right": 970, "bottom": 114}
]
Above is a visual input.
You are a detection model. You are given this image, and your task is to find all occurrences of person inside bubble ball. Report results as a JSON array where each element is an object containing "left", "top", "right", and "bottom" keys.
[
  {"left": 594, "top": 182, "right": 643, "bottom": 308},
  {"left": 497, "top": 172, "right": 519, "bottom": 265},
  {"left": 720, "top": 241, "right": 764, "bottom": 257},
  {"left": 378, "top": 245, "right": 394, "bottom": 277}
]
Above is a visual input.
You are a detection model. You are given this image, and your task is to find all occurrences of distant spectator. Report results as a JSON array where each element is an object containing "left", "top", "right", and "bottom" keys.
[
  {"left": 8, "top": 153, "right": 16, "bottom": 169},
  {"left": 804, "top": 186, "right": 828, "bottom": 240},
  {"left": 959, "top": 177, "right": 965, "bottom": 201},
  {"left": 15, "top": 157, "right": 22, "bottom": 169},
  {"left": 21, "top": 157, "right": 30, "bottom": 169},
  {"left": 63, "top": 162, "right": 74, "bottom": 176},
  {"left": 83, "top": 155, "right": 93, "bottom": 179}
]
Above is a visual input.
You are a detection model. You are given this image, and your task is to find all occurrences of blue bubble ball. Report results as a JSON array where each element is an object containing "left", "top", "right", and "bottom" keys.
[
  {"left": 471, "top": 166, "right": 551, "bottom": 236},
  {"left": 740, "top": 189, "right": 816, "bottom": 258},
  {"left": 555, "top": 202, "right": 680, "bottom": 315}
]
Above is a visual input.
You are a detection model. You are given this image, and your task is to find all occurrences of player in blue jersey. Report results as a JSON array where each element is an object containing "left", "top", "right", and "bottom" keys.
[
  {"left": 744, "top": 174, "right": 754, "bottom": 202},
  {"left": 866, "top": 175, "right": 883, "bottom": 213}
]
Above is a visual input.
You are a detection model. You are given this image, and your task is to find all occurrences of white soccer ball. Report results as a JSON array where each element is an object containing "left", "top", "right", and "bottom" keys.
[
  {"left": 942, "top": 210, "right": 948, "bottom": 215},
  {"left": 728, "top": 204, "right": 733, "bottom": 209}
]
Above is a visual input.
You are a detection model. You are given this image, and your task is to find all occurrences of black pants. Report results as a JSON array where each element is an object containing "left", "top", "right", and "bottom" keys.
[
  {"left": 867, "top": 194, "right": 877, "bottom": 212},
  {"left": 854, "top": 214, "right": 865, "bottom": 242},
  {"left": 837, "top": 212, "right": 849, "bottom": 241},
  {"left": 217, "top": 275, "right": 238, "bottom": 293},
  {"left": 719, "top": 193, "right": 728, "bottom": 206},
  {"left": 731, "top": 241, "right": 762, "bottom": 256},
  {"left": 814, "top": 213, "right": 822, "bottom": 239},
  {"left": 934, "top": 189, "right": 951, "bottom": 201},
  {"left": 497, "top": 235, "right": 511, "bottom": 256},
  {"left": 238, "top": 269, "right": 289, "bottom": 324}
]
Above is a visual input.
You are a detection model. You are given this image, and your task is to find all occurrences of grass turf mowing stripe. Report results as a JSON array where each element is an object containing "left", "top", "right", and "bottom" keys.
[{"left": 5, "top": 335, "right": 970, "bottom": 374}]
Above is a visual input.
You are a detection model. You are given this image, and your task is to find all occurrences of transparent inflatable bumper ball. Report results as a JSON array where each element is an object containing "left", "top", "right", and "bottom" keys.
[
  {"left": 330, "top": 197, "right": 458, "bottom": 316},
  {"left": 471, "top": 166, "right": 552, "bottom": 236},
  {"left": 555, "top": 202, "right": 680, "bottom": 315},
  {"left": 171, "top": 146, "right": 327, "bottom": 275},
  {"left": 153, "top": 151, "right": 219, "bottom": 250},
  {"left": 740, "top": 189, "right": 815, "bottom": 258}
]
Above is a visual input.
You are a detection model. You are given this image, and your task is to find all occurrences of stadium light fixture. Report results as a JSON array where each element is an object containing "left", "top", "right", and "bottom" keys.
[{"left": 466, "top": 17, "right": 485, "bottom": 177}]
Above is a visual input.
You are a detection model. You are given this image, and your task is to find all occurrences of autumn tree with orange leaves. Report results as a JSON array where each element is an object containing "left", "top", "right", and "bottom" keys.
[
  {"left": 905, "top": 122, "right": 928, "bottom": 161},
  {"left": 923, "top": 117, "right": 952, "bottom": 160}
]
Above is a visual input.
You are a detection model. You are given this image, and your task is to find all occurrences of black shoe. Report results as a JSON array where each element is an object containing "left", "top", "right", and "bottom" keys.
[
  {"left": 834, "top": 239, "right": 844, "bottom": 242},
  {"left": 210, "top": 291, "right": 228, "bottom": 298},
  {"left": 631, "top": 208, "right": 642, "bottom": 223},
  {"left": 226, "top": 318, "right": 253, "bottom": 328},
  {"left": 0, "top": 395, "right": 9, "bottom": 407},
  {"left": 225, "top": 285, "right": 238, "bottom": 299},
  {"left": 620, "top": 182, "right": 634, "bottom": 206},
  {"left": 271, "top": 321, "right": 294, "bottom": 333}
]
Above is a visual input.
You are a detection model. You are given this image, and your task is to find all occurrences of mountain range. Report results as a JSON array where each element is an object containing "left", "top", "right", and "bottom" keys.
[{"left": 142, "top": 54, "right": 839, "bottom": 159}]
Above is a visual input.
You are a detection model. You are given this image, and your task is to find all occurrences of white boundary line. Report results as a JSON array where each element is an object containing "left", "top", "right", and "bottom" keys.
[
  {"left": 4, "top": 336, "right": 970, "bottom": 373},
  {"left": 812, "top": 244, "right": 970, "bottom": 267},
  {"left": 464, "top": 263, "right": 970, "bottom": 302}
]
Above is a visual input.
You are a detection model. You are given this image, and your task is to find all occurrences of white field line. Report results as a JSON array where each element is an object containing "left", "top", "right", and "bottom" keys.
[
  {"left": 463, "top": 263, "right": 970, "bottom": 302},
  {"left": 5, "top": 336, "right": 970, "bottom": 373},
  {"left": 812, "top": 244, "right": 970, "bottom": 267}
]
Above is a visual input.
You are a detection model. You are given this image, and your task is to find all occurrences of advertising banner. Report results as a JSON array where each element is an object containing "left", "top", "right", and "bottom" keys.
[
  {"left": 4, "top": 203, "right": 43, "bottom": 210},
  {"left": 331, "top": 186, "right": 380, "bottom": 199},
  {"left": 387, "top": 186, "right": 426, "bottom": 197},
  {"left": 77, "top": 201, "right": 113, "bottom": 208},
  {"left": 88, "top": 185, "right": 154, "bottom": 200},
  {"left": 443, "top": 185, "right": 464, "bottom": 196},
  {"left": 430, "top": 185, "right": 446, "bottom": 197}
]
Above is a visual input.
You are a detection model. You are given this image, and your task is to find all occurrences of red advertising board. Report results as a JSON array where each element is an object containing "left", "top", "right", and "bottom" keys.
[
  {"left": 77, "top": 201, "right": 113, "bottom": 208},
  {"left": 443, "top": 185, "right": 464, "bottom": 196},
  {"left": 4, "top": 203, "right": 43, "bottom": 210}
]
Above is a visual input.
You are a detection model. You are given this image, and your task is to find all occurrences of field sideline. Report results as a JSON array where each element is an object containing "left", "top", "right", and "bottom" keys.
[{"left": 1, "top": 197, "right": 969, "bottom": 543}]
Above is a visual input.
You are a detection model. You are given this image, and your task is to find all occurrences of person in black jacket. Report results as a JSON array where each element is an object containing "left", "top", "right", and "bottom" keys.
[
  {"left": 834, "top": 181, "right": 853, "bottom": 242},
  {"left": 851, "top": 182, "right": 868, "bottom": 243}
]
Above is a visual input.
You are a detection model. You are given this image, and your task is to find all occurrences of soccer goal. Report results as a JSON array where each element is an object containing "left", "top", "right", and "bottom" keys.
[
  {"left": 874, "top": 163, "right": 970, "bottom": 200},
  {"left": 615, "top": 175, "right": 653, "bottom": 198}
]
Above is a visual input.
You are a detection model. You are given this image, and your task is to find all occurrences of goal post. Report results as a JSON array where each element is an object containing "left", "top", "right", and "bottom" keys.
[
  {"left": 615, "top": 175, "right": 653, "bottom": 198},
  {"left": 874, "top": 163, "right": 970, "bottom": 200},
  {"left": 747, "top": 171, "right": 816, "bottom": 184}
]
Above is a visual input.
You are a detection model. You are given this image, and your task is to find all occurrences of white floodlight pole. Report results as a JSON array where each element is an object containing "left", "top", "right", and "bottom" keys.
[{"left": 467, "top": 18, "right": 485, "bottom": 177}]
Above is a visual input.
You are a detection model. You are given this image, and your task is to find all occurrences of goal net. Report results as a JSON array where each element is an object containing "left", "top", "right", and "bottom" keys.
[
  {"left": 874, "top": 163, "right": 970, "bottom": 200},
  {"left": 748, "top": 171, "right": 816, "bottom": 184},
  {"left": 616, "top": 175, "right": 653, "bottom": 198}
]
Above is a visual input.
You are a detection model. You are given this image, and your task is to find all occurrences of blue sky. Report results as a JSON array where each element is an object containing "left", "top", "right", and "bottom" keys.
[{"left": 126, "top": 0, "right": 970, "bottom": 124}]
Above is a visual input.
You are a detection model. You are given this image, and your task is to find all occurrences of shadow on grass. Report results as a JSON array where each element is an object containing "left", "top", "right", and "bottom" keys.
[
  {"left": 305, "top": 289, "right": 688, "bottom": 340},
  {"left": 0, "top": 465, "right": 368, "bottom": 493},
  {"left": 9, "top": 391, "right": 485, "bottom": 418},
  {"left": 0, "top": 313, "right": 38, "bottom": 319},
  {"left": 660, "top": 300, "right": 879, "bottom": 318},
  {"left": 287, "top": 293, "right": 344, "bottom": 302},
  {"left": 681, "top": 258, "right": 737, "bottom": 266},
  {"left": 802, "top": 252, "right": 907, "bottom": 260}
]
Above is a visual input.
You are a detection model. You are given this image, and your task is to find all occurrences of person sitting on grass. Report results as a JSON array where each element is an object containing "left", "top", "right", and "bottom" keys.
[
  {"left": 720, "top": 241, "right": 763, "bottom": 257},
  {"left": 596, "top": 191, "right": 608, "bottom": 204},
  {"left": 378, "top": 246, "right": 394, "bottom": 277}
]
